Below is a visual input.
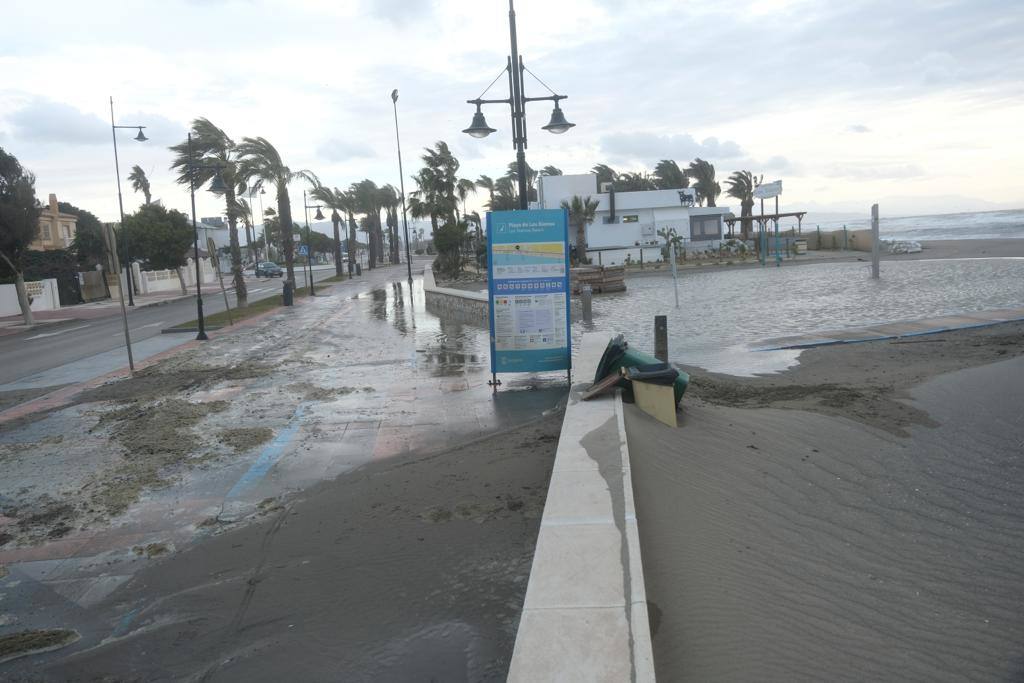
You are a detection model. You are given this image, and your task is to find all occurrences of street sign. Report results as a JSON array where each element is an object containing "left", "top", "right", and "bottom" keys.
[
  {"left": 292, "top": 233, "right": 301, "bottom": 242},
  {"left": 486, "top": 209, "right": 571, "bottom": 377},
  {"left": 752, "top": 180, "right": 783, "bottom": 199},
  {"left": 297, "top": 245, "right": 309, "bottom": 257}
]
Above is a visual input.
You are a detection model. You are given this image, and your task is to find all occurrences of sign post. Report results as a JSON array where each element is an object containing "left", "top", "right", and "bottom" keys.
[
  {"left": 207, "top": 237, "right": 233, "bottom": 326},
  {"left": 486, "top": 209, "right": 571, "bottom": 391}
]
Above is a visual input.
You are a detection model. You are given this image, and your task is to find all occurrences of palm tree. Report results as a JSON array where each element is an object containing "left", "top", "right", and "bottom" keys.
[
  {"left": 616, "top": 171, "right": 658, "bottom": 191},
  {"left": 475, "top": 175, "right": 496, "bottom": 209},
  {"left": 489, "top": 176, "right": 518, "bottom": 211},
  {"left": 504, "top": 161, "right": 537, "bottom": 203},
  {"left": 128, "top": 165, "right": 152, "bottom": 205},
  {"left": 561, "top": 195, "right": 599, "bottom": 265},
  {"left": 349, "top": 179, "right": 385, "bottom": 268},
  {"left": 233, "top": 196, "right": 255, "bottom": 261},
  {"left": 539, "top": 165, "right": 563, "bottom": 177},
  {"left": 653, "top": 160, "right": 688, "bottom": 190},
  {"left": 409, "top": 141, "right": 460, "bottom": 233},
  {"left": 307, "top": 175, "right": 348, "bottom": 276},
  {"left": 379, "top": 184, "right": 401, "bottom": 264},
  {"left": 724, "top": 170, "right": 762, "bottom": 240},
  {"left": 235, "top": 136, "right": 311, "bottom": 284},
  {"left": 456, "top": 178, "right": 476, "bottom": 220},
  {"left": 170, "top": 118, "right": 250, "bottom": 306},
  {"left": 686, "top": 158, "right": 721, "bottom": 207},
  {"left": 591, "top": 164, "right": 617, "bottom": 189}
]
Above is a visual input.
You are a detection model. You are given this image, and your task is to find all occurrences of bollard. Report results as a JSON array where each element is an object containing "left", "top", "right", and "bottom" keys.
[
  {"left": 355, "top": 263, "right": 362, "bottom": 276},
  {"left": 581, "top": 285, "right": 593, "bottom": 323},
  {"left": 282, "top": 279, "right": 294, "bottom": 306},
  {"left": 654, "top": 315, "right": 668, "bottom": 362}
]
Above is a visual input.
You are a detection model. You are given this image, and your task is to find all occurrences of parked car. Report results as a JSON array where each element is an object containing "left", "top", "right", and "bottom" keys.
[{"left": 255, "top": 261, "right": 284, "bottom": 278}]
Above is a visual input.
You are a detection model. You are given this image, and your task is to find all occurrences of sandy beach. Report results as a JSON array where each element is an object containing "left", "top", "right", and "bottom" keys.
[{"left": 628, "top": 321, "right": 1024, "bottom": 681}]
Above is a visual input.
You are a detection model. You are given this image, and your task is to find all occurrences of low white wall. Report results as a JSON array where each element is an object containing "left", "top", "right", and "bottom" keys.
[
  {"left": 137, "top": 267, "right": 184, "bottom": 295},
  {"left": 422, "top": 265, "right": 488, "bottom": 327},
  {"left": 0, "top": 279, "right": 60, "bottom": 317},
  {"left": 508, "top": 333, "right": 655, "bottom": 682}
]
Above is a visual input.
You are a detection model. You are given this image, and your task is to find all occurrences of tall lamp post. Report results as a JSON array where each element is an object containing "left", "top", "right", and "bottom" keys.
[
  {"left": 108, "top": 96, "right": 148, "bottom": 305},
  {"left": 302, "top": 190, "right": 325, "bottom": 297},
  {"left": 391, "top": 89, "right": 413, "bottom": 285},
  {"left": 184, "top": 132, "right": 228, "bottom": 341},
  {"left": 462, "top": 0, "right": 575, "bottom": 210}
]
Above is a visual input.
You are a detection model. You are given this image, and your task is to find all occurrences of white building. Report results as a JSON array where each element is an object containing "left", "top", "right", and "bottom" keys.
[{"left": 536, "top": 173, "right": 733, "bottom": 265}]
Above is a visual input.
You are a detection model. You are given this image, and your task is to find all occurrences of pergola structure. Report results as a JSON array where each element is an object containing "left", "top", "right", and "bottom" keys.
[{"left": 724, "top": 211, "right": 807, "bottom": 239}]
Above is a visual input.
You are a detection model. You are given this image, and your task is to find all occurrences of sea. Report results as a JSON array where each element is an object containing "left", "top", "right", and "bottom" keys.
[{"left": 781, "top": 208, "right": 1024, "bottom": 242}]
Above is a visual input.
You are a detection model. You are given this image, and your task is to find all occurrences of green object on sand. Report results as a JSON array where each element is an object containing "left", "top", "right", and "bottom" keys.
[{"left": 593, "top": 335, "right": 690, "bottom": 405}]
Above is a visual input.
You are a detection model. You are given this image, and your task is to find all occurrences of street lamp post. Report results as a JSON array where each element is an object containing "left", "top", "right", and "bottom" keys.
[
  {"left": 185, "top": 132, "right": 228, "bottom": 341},
  {"left": 108, "top": 96, "right": 148, "bottom": 306},
  {"left": 462, "top": 0, "right": 575, "bottom": 210},
  {"left": 391, "top": 89, "right": 414, "bottom": 285},
  {"left": 303, "top": 190, "right": 325, "bottom": 297}
]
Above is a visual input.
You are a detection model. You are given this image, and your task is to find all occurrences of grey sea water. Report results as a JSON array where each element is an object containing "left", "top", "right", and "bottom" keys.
[{"left": 791, "top": 208, "right": 1024, "bottom": 241}]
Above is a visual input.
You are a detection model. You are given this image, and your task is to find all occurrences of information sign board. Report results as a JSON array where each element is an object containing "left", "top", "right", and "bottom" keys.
[{"left": 486, "top": 209, "right": 571, "bottom": 376}]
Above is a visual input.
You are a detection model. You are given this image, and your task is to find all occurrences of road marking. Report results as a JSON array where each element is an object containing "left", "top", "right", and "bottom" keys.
[
  {"left": 26, "top": 324, "right": 91, "bottom": 340},
  {"left": 132, "top": 321, "right": 166, "bottom": 331}
]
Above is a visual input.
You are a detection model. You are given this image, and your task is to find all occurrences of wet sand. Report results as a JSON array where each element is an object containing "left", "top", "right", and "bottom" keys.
[
  {"left": 910, "top": 238, "right": 1024, "bottom": 259},
  {"left": 628, "top": 325, "right": 1024, "bottom": 681},
  {"left": 6, "top": 412, "right": 562, "bottom": 681}
]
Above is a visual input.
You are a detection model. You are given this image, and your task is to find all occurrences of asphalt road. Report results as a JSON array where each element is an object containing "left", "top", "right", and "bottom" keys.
[{"left": 0, "top": 266, "right": 344, "bottom": 386}]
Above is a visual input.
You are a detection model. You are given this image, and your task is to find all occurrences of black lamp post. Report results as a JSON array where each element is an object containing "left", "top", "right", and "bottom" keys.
[
  {"left": 463, "top": 0, "right": 575, "bottom": 210},
  {"left": 303, "top": 190, "right": 324, "bottom": 297},
  {"left": 108, "top": 96, "right": 147, "bottom": 306},
  {"left": 391, "top": 89, "right": 414, "bottom": 285},
  {"left": 185, "top": 132, "right": 228, "bottom": 341}
]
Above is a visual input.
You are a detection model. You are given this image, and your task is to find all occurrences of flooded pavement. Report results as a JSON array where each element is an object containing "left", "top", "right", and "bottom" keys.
[
  {"left": 574, "top": 257, "right": 1024, "bottom": 375},
  {"left": 0, "top": 265, "right": 567, "bottom": 680}
]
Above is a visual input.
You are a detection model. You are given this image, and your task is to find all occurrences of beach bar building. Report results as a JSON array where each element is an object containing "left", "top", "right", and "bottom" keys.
[{"left": 536, "top": 173, "right": 732, "bottom": 265}]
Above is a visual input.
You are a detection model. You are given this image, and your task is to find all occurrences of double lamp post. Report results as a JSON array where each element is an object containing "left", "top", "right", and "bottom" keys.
[{"left": 461, "top": 0, "right": 575, "bottom": 209}]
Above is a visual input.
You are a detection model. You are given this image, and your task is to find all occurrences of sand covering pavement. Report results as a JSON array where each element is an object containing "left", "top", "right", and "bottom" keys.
[
  {"left": 13, "top": 411, "right": 562, "bottom": 681},
  {"left": 628, "top": 321, "right": 1024, "bottom": 680}
]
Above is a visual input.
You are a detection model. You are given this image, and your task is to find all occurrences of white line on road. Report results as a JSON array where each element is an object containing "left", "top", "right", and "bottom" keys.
[
  {"left": 133, "top": 321, "right": 166, "bottom": 331},
  {"left": 26, "top": 324, "right": 91, "bottom": 340}
]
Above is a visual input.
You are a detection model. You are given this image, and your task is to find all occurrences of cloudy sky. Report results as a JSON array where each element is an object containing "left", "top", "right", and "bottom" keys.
[{"left": 1, "top": 0, "right": 1022, "bottom": 225}]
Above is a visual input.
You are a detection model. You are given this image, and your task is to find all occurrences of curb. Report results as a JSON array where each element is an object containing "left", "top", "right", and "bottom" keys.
[{"left": 508, "top": 333, "right": 655, "bottom": 682}]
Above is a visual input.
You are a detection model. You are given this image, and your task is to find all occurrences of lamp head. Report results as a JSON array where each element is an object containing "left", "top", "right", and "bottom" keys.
[
  {"left": 314, "top": 207, "right": 325, "bottom": 221},
  {"left": 462, "top": 105, "right": 496, "bottom": 139},
  {"left": 391, "top": 89, "right": 399, "bottom": 103},
  {"left": 208, "top": 171, "right": 228, "bottom": 194},
  {"left": 542, "top": 102, "right": 575, "bottom": 134},
  {"left": 134, "top": 128, "right": 148, "bottom": 142}
]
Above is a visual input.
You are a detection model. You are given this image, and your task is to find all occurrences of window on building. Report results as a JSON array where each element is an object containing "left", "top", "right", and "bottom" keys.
[
  {"left": 62, "top": 223, "right": 71, "bottom": 238},
  {"left": 689, "top": 215, "right": 721, "bottom": 241},
  {"left": 621, "top": 215, "right": 639, "bottom": 223},
  {"left": 41, "top": 222, "right": 52, "bottom": 240}
]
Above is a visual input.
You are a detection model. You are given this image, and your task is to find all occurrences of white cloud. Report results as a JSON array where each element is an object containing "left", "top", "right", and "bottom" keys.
[
  {"left": 599, "top": 132, "right": 744, "bottom": 165},
  {"left": 317, "top": 139, "right": 376, "bottom": 162}
]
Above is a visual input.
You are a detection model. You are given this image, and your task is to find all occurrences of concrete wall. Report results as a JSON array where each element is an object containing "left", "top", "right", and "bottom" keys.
[
  {"left": 508, "top": 333, "right": 655, "bottom": 682},
  {"left": 0, "top": 279, "right": 60, "bottom": 316},
  {"left": 422, "top": 265, "right": 488, "bottom": 327},
  {"left": 79, "top": 270, "right": 108, "bottom": 302}
]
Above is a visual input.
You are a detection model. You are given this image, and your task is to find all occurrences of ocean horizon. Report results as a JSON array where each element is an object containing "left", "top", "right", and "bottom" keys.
[{"left": 776, "top": 208, "right": 1024, "bottom": 241}]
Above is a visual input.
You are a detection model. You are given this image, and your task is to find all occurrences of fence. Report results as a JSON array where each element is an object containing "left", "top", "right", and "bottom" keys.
[{"left": 0, "top": 278, "right": 60, "bottom": 317}]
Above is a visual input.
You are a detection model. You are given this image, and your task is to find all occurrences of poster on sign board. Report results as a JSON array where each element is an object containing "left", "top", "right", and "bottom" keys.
[{"left": 486, "top": 209, "right": 571, "bottom": 381}]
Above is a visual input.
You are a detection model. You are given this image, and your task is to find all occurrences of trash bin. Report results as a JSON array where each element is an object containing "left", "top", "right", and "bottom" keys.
[
  {"left": 794, "top": 239, "right": 808, "bottom": 255},
  {"left": 282, "top": 280, "right": 294, "bottom": 306},
  {"left": 593, "top": 334, "right": 689, "bottom": 405},
  {"left": 348, "top": 261, "right": 354, "bottom": 276}
]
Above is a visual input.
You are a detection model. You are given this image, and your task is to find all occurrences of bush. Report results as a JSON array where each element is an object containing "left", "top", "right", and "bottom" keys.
[{"left": 414, "top": 248, "right": 425, "bottom": 255}]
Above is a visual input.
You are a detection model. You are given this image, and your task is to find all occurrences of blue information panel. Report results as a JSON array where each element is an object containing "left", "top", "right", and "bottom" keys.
[{"left": 487, "top": 209, "right": 571, "bottom": 374}]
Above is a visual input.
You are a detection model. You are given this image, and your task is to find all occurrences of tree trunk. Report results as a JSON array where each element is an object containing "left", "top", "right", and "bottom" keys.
[
  {"left": 576, "top": 221, "right": 588, "bottom": 265},
  {"left": 331, "top": 212, "right": 344, "bottom": 277},
  {"left": 176, "top": 266, "right": 187, "bottom": 295},
  {"left": 347, "top": 213, "right": 357, "bottom": 272},
  {"left": 13, "top": 273, "right": 35, "bottom": 327},
  {"left": 0, "top": 252, "right": 33, "bottom": 326},
  {"left": 278, "top": 185, "right": 296, "bottom": 284},
  {"left": 225, "top": 188, "right": 248, "bottom": 308}
]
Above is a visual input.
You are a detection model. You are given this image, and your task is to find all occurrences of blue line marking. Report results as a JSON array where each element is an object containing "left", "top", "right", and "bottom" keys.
[
  {"left": 226, "top": 402, "right": 308, "bottom": 499},
  {"left": 112, "top": 606, "right": 140, "bottom": 638}
]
